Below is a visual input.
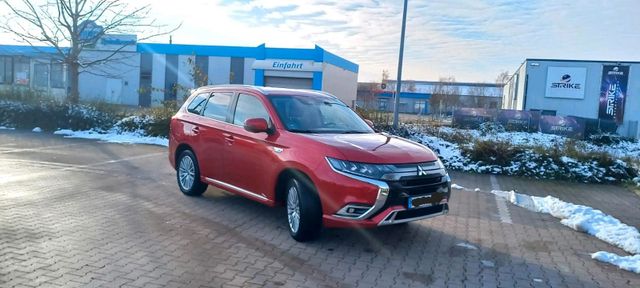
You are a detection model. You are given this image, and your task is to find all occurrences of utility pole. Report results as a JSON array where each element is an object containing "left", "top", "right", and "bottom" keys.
[{"left": 393, "top": 0, "right": 409, "bottom": 129}]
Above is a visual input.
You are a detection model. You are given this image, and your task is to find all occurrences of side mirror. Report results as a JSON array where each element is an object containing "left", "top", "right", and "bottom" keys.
[
  {"left": 244, "top": 118, "right": 271, "bottom": 134},
  {"left": 364, "top": 119, "right": 374, "bottom": 128}
]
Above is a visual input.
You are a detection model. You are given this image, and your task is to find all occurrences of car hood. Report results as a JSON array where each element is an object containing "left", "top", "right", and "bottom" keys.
[{"left": 302, "top": 133, "right": 438, "bottom": 164}]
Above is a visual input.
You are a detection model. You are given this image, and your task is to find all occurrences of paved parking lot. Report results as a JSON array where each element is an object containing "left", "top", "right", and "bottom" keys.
[{"left": 1, "top": 130, "right": 639, "bottom": 288}]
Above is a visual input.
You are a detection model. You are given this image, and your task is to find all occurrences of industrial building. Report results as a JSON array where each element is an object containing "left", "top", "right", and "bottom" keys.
[
  {"left": 0, "top": 33, "right": 359, "bottom": 107},
  {"left": 357, "top": 80, "right": 503, "bottom": 115},
  {"left": 503, "top": 59, "right": 639, "bottom": 137}
]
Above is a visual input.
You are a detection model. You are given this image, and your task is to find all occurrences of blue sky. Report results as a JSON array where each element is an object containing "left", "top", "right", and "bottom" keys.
[{"left": 2, "top": 0, "right": 639, "bottom": 83}]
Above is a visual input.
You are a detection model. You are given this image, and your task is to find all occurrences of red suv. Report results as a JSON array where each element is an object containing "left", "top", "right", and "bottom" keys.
[{"left": 169, "top": 85, "right": 451, "bottom": 241}]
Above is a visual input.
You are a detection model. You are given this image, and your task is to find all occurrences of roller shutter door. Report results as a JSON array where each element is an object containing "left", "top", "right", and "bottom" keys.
[{"left": 264, "top": 76, "right": 313, "bottom": 89}]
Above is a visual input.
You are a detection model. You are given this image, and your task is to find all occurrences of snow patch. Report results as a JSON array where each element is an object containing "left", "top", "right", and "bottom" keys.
[
  {"left": 54, "top": 129, "right": 168, "bottom": 147},
  {"left": 491, "top": 190, "right": 640, "bottom": 255},
  {"left": 0, "top": 126, "right": 15, "bottom": 130},
  {"left": 474, "top": 188, "right": 481, "bottom": 192},
  {"left": 32, "top": 127, "right": 42, "bottom": 133},
  {"left": 455, "top": 242, "right": 478, "bottom": 250},
  {"left": 592, "top": 251, "right": 640, "bottom": 274},
  {"left": 451, "top": 183, "right": 465, "bottom": 190},
  {"left": 480, "top": 260, "right": 495, "bottom": 268}
]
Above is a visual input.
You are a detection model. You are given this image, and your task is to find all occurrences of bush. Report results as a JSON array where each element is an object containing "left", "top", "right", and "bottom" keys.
[
  {"left": 588, "top": 133, "right": 633, "bottom": 146},
  {"left": 463, "top": 139, "right": 525, "bottom": 167},
  {"left": 0, "top": 99, "right": 121, "bottom": 132},
  {"left": 478, "top": 122, "right": 505, "bottom": 135},
  {"left": 112, "top": 101, "right": 177, "bottom": 137}
]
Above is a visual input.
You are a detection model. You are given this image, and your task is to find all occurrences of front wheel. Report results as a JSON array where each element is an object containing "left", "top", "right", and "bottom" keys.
[
  {"left": 286, "top": 178, "right": 322, "bottom": 242},
  {"left": 176, "top": 150, "right": 208, "bottom": 196}
]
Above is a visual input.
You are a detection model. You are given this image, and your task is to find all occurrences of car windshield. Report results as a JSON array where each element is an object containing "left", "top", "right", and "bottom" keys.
[{"left": 269, "top": 95, "right": 373, "bottom": 134}]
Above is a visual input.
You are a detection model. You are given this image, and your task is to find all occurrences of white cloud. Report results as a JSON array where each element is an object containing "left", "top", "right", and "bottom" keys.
[{"left": 1, "top": 0, "right": 639, "bottom": 83}]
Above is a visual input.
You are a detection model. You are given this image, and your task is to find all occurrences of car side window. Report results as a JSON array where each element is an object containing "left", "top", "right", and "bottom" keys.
[
  {"left": 233, "top": 94, "right": 271, "bottom": 125},
  {"left": 187, "top": 93, "right": 209, "bottom": 115},
  {"left": 202, "top": 92, "right": 232, "bottom": 121}
]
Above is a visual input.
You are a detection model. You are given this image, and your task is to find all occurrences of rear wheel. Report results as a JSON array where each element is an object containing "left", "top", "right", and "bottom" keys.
[
  {"left": 286, "top": 178, "right": 322, "bottom": 242},
  {"left": 176, "top": 150, "right": 207, "bottom": 196}
]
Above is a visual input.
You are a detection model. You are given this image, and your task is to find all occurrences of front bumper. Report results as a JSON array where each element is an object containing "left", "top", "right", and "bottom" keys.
[
  {"left": 324, "top": 203, "right": 449, "bottom": 228},
  {"left": 322, "top": 161, "right": 452, "bottom": 228}
]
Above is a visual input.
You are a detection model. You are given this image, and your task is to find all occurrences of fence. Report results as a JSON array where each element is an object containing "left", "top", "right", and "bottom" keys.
[{"left": 452, "top": 108, "right": 619, "bottom": 139}]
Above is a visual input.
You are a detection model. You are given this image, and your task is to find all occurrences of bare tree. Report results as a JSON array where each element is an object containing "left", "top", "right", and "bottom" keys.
[
  {"left": 381, "top": 69, "right": 390, "bottom": 84},
  {"left": 468, "top": 84, "right": 488, "bottom": 108},
  {"left": 496, "top": 70, "right": 510, "bottom": 85},
  {"left": 1, "top": 0, "right": 179, "bottom": 103},
  {"left": 429, "top": 76, "right": 459, "bottom": 118},
  {"left": 403, "top": 80, "right": 416, "bottom": 92}
]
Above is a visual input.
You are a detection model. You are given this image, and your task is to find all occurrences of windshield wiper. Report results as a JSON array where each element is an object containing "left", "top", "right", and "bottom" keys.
[{"left": 339, "top": 130, "right": 369, "bottom": 134}]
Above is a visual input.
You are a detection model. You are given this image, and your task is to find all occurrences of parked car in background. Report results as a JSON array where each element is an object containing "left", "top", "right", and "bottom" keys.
[{"left": 169, "top": 85, "right": 451, "bottom": 241}]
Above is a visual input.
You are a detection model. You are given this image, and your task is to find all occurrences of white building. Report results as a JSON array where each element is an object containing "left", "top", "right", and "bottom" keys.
[
  {"left": 0, "top": 35, "right": 359, "bottom": 107},
  {"left": 503, "top": 59, "right": 640, "bottom": 137}
]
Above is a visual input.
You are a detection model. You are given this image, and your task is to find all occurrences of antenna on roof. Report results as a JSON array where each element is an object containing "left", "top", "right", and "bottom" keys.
[{"left": 169, "top": 35, "right": 172, "bottom": 44}]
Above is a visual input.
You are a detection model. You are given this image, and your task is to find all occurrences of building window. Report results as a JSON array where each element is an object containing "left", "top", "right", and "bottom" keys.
[
  {"left": 14, "top": 57, "right": 30, "bottom": 85},
  {"left": 139, "top": 53, "right": 153, "bottom": 107},
  {"left": 0, "top": 56, "right": 13, "bottom": 84},
  {"left": 34, "top": 63, "right": 49, "bottom": 87},
  {"left": 230, "top": 57, "right": 244, "bottom": 84},
  {"left": 50, "top": 63, "right": 64, "bottom": 88},
  {"left": 194, "top": 56, "right": 209, "bottom": 87},
  {"left": 378, "top": 98, "right": 388, "bottom": 111},
  {"left": 164, "top": 55, "right": 179, "bottom": 101},
  {"left": 414, "top": 101, "right": 426, "bottom": 114}
]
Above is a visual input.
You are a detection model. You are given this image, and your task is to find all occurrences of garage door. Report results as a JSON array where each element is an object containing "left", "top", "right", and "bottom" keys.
[{"left": 264, "top": 76, "right": 313, "bottom": 90}]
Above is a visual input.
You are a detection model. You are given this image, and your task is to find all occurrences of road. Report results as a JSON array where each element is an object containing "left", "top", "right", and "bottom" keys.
[{"left": 0, "top": 130, "right": 639, "bottom": 288}]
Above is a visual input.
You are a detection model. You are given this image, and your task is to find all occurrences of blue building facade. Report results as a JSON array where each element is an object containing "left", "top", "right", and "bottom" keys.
[{"left": 0, "top": 38, "right": 359, "bottom": 107}]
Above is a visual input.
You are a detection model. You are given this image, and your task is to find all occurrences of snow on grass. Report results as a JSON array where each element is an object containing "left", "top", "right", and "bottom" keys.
[
  {"left": 451, "top": 183, "right": 465, "bottom": 190},
  {"left": 54, "top": 129, "right": 168, "bottom": 147},
  {"left": 592, "top": 252, "right": 640, "bottom": 274},
  {"left": 405, "top": 125, "right": 638, "bottom": 183},
  {"left": 32, "top": 127, "right": 42, "bottom": 133},
  {"left": 0, "top": 126, "right": 15, "bottom": 130},
  {"left": 491, "top": 189, "right": 640, "bottom": 273}
]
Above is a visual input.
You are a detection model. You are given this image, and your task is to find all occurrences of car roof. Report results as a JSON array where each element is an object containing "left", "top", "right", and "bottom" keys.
[{"left": 195, "top": 85, "right": 338, "bottom": 99}]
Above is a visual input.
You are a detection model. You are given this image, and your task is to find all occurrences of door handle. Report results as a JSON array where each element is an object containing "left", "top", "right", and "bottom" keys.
[{"left": 191, "top": 127, "right": 200, "bottom": 135}]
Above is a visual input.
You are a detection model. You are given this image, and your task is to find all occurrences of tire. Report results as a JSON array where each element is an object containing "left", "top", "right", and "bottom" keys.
[
  {"left": 176, "top": 150, "right": 208, "bottom": 196},
  {"left": 286, "top": 177, "right": 322, "bottom": 242}
]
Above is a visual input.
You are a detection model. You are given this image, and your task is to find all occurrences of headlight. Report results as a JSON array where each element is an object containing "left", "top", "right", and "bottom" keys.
[{"left": 327, "top": 157, "right": 395, "bottom": 180}]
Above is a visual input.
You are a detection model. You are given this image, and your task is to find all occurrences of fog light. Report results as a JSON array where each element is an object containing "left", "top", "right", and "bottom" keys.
[{"left": 336, "top": 204, "right": 372, "bottom": 218}]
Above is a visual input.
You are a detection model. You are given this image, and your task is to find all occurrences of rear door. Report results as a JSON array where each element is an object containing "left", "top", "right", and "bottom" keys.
[
  {"left": 197, "top": 91, "right": 235, "bottom": 182},
  {"left": 223, "top": 93, "right": 279, "bottom": 200}
]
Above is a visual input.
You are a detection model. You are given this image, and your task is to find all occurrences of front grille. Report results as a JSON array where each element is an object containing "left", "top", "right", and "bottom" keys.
[
  {"left": 399, "top": 175, "right": 443, "bottom": 188},
  {"left": 380, "top": 175, "right": 449, "bottom": 210}
]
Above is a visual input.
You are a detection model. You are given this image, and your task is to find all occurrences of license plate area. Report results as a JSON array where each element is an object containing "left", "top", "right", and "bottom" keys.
[{"left": 408, "top": 195, "right": 435, "bottom": 209}]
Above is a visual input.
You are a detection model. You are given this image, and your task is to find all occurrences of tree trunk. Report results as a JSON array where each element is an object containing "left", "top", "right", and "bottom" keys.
[{"left": 68, "top": 62, "right": 80, "bottom": 104}]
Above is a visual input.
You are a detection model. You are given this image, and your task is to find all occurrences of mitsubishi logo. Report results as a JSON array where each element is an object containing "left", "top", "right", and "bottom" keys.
[{"left": 417, "top": 165, "right": 428, "bottom": 176}]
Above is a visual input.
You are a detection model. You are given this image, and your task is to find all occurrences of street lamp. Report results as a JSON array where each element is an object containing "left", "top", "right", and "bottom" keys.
[{"left": 393, "top": 0, "right": 409, "bottom": 129}]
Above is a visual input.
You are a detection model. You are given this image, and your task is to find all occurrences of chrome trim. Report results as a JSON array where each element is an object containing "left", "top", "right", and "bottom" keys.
[
  {"left": 380, "top": 168, "right": 447, "bottom": 181},
  {"left": 378, "top": 205, "right": 449, "bottom": 226},
  {"left": 205, "top": 177, "right": 268, "bottom": 201},
  {"left": 325, "top": 157, "right": 389, "bottom": 220}
]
